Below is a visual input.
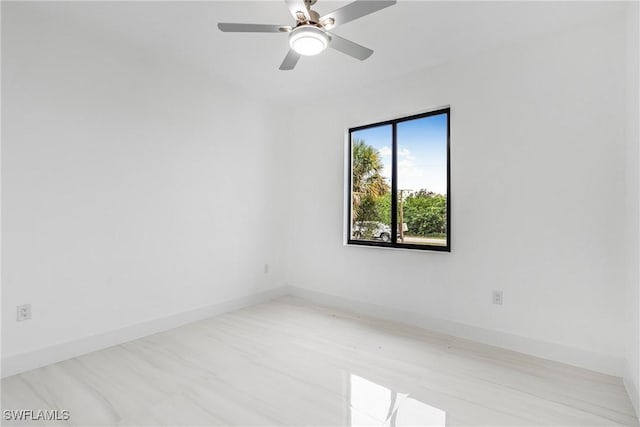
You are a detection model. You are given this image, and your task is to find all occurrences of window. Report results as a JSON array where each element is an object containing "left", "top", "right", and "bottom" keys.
[{"left": 347, "top": 107, "right": 450, "bottom": 251}]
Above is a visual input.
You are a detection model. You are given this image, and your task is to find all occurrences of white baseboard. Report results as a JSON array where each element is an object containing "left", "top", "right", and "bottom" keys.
[
  {"left": 286, "top": 285, "right": 624, "bottom": 378},
  {"left": 1, "top": 284, "right": 626, "bottom": 383},
  {"left": 1, "top": 286, "right": 287, "bottom": 378},
  {"left": 624, "top": 359, "right": 640, "bottom": 420}
]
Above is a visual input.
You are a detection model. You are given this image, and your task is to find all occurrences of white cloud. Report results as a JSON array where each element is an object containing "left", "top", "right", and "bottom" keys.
[
  {"left": 397, "top": 148, "right": 446, "bottom": 194},
  {"left": 399, "top": 148, "right": 415, "bottom": 160},
  {"left": 378, "top": 146, "right": 391, "bottom": 157},
  {"left": 398, "top": 158, "right": 424, "bottom": 190}
]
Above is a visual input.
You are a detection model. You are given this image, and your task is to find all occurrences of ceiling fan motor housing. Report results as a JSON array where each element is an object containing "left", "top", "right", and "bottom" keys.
[{"left": 307, "top": 9, "right": 321, "bottom": 24}]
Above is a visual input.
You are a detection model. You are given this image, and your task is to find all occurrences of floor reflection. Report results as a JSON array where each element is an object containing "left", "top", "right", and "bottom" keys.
[{"left": 348, "top": 374, "right": 446, "bottom": 426}]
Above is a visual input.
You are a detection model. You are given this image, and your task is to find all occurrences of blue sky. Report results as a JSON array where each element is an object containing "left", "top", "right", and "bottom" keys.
[{"left": 352, "top": 113, "right": 448, "bottom": 195}]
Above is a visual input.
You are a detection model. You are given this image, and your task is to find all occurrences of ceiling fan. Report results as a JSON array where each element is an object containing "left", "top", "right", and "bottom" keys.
[{"left": 217, "top": 0, "right": 397, "bottom": 70}]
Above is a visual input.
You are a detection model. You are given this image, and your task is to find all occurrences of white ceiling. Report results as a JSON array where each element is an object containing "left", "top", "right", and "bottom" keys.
[{"left": 15, "top": 1, "right": 626, "bottom": 100}]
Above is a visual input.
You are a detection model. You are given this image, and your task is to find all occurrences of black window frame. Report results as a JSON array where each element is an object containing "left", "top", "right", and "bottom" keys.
[{"left": 347, "top": 107, "right": 451, "bottom": 252}]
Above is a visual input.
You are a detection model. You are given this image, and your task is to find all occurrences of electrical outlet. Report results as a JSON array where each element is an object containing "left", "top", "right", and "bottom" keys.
[
  {"left": 264, "top": 264, "right": 269, "bottom": 274},
  {"left": 492, "top": 290, "right": 503, "bottom": 305},
  {"left": 17, "top": 304, "right": 32, "bottom": 321}
]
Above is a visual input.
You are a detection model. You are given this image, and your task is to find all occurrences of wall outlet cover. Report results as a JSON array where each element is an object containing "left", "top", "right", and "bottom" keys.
[
  {"left": 17, "top": 304, "right": 32, "bottom": 321},
  {"left": 492, "top": 290, "right": 503, "bottom": 305}
]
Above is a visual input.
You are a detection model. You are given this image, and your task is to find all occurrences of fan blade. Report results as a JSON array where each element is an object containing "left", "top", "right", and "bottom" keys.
[
  {"left": 320, "top": 1, "right": 396, "bottom": 29},
  {"left": 327, "top": 33, "right": 373, "bottom": 60},
  {"left": 217, "top": 23, "right": 291, "bottom": 33},
  {"left": 285, "top": 0, "right": 310, "bottom": 22},
  {"left": 279, "top": 49, "right": 301, "bottom": 70}
]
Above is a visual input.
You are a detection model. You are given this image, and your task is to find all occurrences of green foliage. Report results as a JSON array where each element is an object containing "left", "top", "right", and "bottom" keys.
[
  {"left": 375, "top": 193, "right": 391, "bottom": 224},
  {"left": 403, "top": 190, "right": 447, "bottom": 236},
  {"left": 354, "top": 196, "right": 379, "bottom": 223}
]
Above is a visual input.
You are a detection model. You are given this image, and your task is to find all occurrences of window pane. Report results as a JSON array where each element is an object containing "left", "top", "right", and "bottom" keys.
[
  {"left": 396, "top": 113, "right": 448, "bottom": 247},
  {"left": 350, "top": 125, "right": 392, "bottom": 243}
]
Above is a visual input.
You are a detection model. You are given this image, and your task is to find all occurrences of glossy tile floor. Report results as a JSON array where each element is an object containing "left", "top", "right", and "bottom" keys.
[{"left": 2, "top": 296, "right": 638, "bottom": 426}]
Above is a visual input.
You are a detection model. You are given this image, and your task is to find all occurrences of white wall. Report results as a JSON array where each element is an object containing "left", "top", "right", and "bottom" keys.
[
  {"left": 281, "top": 14, "right": 630, "bottom": 375},
  {"left": 1, "top": 3, "right": 283, "bottom": 363},
  {"left": 625, "top": 0, "right": 640, "bottom": 414}
]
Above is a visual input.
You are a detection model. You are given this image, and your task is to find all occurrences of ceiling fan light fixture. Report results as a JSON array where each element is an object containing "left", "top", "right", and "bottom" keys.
[{"left": 289, "top": 25, "right": 329, "bottom": 56}]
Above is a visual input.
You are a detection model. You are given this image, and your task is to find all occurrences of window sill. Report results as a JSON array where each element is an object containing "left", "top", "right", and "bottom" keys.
[{"left": 345, "top": 239, "right": 450, "bottom": 252}]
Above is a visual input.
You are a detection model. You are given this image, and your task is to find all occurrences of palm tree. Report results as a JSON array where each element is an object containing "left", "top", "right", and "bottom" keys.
[{"left": 352, "top": 139, "right": 389, "bottom": 226}]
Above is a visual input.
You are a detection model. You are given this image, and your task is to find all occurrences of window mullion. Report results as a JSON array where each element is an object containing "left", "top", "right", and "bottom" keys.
[{"left": 391, "top": 122, "right": 398, "bottom": 245}]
